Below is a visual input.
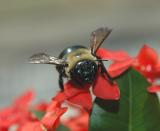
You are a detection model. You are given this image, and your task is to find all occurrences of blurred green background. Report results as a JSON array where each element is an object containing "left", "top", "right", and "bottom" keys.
[{"left": 0, "top": 0, "right": 160, "bottom": 106}]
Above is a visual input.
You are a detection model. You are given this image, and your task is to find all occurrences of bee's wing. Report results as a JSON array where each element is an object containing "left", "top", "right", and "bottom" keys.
[
  {"left": 90, "top": 27, "right": 112, "bottom": 55},
  {"left": 29, "top": 53, "right": 67, "bottom": 65}
]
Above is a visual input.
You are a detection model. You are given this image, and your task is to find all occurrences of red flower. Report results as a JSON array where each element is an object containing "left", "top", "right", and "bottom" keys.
[
  {"left": 21, "top": 100, "right": 67, "bottom": 131},
  {"left": 147, "top": 85, "right": 160, "bottom": 93},
  {"left": 53, "top": 48, "right": 133, "bottom": 111},
  {"left": 41, "top": 101, "right": 67, "bottom": 130},
  {"left": 63, "top": 106, "right": 89, "bottom": 131},
  {"left": 0, "top": 90, "right": 35, "bottom": 130},
  {"left": 0, "top": 90, "right": 67, "bottom": 131},
  {"left": 133, "top": 45, "right": 160, "bottom": 93}
]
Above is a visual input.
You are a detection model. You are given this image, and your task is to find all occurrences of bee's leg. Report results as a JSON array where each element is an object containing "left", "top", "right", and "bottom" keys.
[
  {"left": 99, "top": 61, "right": 114, "bottom": 84},
  {"left": 59, "top": 74, "right": 64, "bottom": 91},
  {"left": 104, "top": 69, "right": 114, "bottom": 83}
]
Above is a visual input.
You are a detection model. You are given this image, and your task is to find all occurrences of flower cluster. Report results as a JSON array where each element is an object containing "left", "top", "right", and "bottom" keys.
[
  {"left": 0, "top": 90, "right": 88, "bottom": 131},
  {"left": 132, "top": 45, "right": 160, "bottom": 93},
  {"left": 0, "top": 44, "right": 159, "bottom": 131},
  {"left": 0, "top": 90, "right": 68, "bottom": 131},
  {"left": 0, "top": 90, "right": 35, "bottom": 131}
]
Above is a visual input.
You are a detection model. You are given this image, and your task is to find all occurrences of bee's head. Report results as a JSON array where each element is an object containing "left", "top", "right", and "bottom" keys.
[{"left": 70, "top": 59, "right": 97, "bottom": 85}]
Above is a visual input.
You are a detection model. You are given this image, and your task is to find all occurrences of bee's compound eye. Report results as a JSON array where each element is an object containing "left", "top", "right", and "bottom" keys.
[{"left": 70, "top": 60, "right": 98, "bottom": 86}]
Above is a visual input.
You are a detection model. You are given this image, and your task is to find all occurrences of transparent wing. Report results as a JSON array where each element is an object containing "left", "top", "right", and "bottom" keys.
[
  {"left": 90, "top": 27, "right": 112, "bottom": 55},
  {"left": 29, "top": 53, "right": 67, "bottom": 65}
]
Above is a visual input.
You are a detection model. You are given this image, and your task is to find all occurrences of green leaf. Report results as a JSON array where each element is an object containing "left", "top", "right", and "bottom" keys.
[
  {"left": 31, "top": 110, "right": 45, "bottom": 120},
  {"left": 56, "top": 124, "right": 70, "bottom": 131},
  {"left": 90, "top": 68, "right": 160, "bottom": 131}
]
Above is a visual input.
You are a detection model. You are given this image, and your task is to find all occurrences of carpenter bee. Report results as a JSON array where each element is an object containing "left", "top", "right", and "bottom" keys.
[{"left": 30, "top": 27, "right": 112, "bottom": 90}]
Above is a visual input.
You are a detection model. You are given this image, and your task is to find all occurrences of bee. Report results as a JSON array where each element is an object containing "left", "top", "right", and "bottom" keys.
[{"left": 29, "top": 27, "right": 112, "bottom": 90}]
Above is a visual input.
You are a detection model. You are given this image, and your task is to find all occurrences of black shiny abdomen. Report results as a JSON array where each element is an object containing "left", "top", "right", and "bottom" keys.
[{"left": 70, "top": 60, "right": 98, "bottom": 85}]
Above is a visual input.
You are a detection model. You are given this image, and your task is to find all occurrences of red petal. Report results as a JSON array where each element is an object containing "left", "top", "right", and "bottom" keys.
[
  {"left": 155, "top": 62, "right": 160, "bottom": 78},
  {"left": 52, "top": 92, "right": 67, "bottom": 103},
  {"left": 68, "top": 92, "right": 92, "bottom": 111},
  {"left": 13, "top": 90, "right": 34, "bottom": 108},
  {"left": 108, "top": 58, "right": 134, "bottom": 77},
  {"left": 41, "top": 101, "right": 67, "bottom": 129},
  {"left": 21, "top": 122, "right": 44, "bottom": 131},
  {"left": 0, "top": 107, "right": 21, "bottom": 127},
  {"left": 0, "top": 107, "right": 13, "bottom": 119},
  {"left": 96, "top": 48, "right": 131, "bottom": 61},
  {"left": 137, "top": 44, "right": 158, "bottom": 66},
  {"left": 147, "top": 85, "right": 160, "bottom": 93},
  {"left": 93, "top": 72, "right": 120, "bottom": 100},
  {"left": 64, "top": 81, "right": 92, "bottom": 111},
  {"left": 64, "top": 81, "right": 91, "bottom": 98},
  {"left": 53, "top": 82, "right": 92, "bottom": 111},
  {"left": 46, "top": 101, "right": 61, "bottom": 112},
  {"left": 33, "top": 102, "right": 49, "bottom": 112}
]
